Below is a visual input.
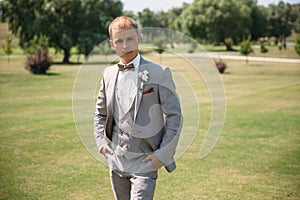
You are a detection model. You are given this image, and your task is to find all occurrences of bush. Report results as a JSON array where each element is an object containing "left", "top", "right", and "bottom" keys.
[
  {"left": 188, "top": 42, "right": 198, "bottom": 53},
  {"left": 240, "top": 36, "right": 253, "bottom": 64},
  {"left": 224, "top": 37, "right": 234, "bottom": 51},
  {"left": 260, "top": 43, "right": 268, "bottom": 54},
  {"left": 215, "top": 61, "right": 227, "bottom": 73},
  {"left": 295, "top": 34, "right": 300, "bottom": 57},
  {"left": 25, "top": 48, "right": 52, "bottom": 74}
]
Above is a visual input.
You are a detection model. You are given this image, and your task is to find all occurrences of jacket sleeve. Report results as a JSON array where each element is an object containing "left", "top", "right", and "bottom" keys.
[
  {"left": 154, "top": 67, "right": 183, "bottom": 166},
  {"left": 94, "top": 76, "right": 108, "bottom": 153}
]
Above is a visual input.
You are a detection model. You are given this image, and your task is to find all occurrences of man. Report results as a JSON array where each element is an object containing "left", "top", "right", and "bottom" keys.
[{"left": 94, "top": 16, "right": 182, "bottom": 200}]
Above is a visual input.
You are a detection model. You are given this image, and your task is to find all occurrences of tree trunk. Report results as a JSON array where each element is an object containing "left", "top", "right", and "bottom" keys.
[
  {"left": 159, "top": 54, "right": 162, "bottom": 64},
  {"left": 225, "top": 43, "right": 234, "bottom": 51},
  {"left": 62, "top": 48, "right": 71, "bottom": 64},
  {"left": 283, "top": 36, "right": 287, "bottom": 49}
]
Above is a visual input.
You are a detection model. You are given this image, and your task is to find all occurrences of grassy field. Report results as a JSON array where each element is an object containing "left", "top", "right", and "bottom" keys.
[{"left": 0, "top": 53, "right": 299, "bottom": 199}]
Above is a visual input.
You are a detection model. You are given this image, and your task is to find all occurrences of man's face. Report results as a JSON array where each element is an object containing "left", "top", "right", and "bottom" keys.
[{"left": 110, "top": 28, "right": 141, "bottom": 64}]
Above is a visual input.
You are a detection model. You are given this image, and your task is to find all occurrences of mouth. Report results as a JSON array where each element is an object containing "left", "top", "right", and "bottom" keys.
[{"left": 123, "top": 51, "right": 133, "bottom": 55}]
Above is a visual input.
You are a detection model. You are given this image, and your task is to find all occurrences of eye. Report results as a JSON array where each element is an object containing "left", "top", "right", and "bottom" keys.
[{"left": 115, "top": 39, "right": 122, "bottom": 44}]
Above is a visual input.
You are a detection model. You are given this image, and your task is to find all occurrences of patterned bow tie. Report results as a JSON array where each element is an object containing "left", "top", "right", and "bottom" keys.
[{"left": 118, "top": 63, "right": 135, "bottom": 71}]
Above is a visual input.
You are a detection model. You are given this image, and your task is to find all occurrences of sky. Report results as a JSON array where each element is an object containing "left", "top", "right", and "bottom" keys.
[{"left": 121, "top": 0, "right": 300, "bottom": 13}]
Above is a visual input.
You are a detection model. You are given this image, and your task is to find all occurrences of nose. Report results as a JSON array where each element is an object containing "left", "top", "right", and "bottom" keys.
[{"left": 122, "top": 41, "right": 128, "bottom": 49}]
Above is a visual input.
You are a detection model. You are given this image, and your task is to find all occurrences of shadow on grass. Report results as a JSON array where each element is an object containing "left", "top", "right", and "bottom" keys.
[
  {"left": 29, "top": 72, "right": 61, "bottom": 76},
  {"left": 206, "top": 49, "right": 239, "bottom": 53},
  {"left": 52, "top": 61, "right": 118, "bottom": 65},
  {"left": 52, "top": 62, "right": 83, "bottom": 65},
  {"left": 46, "top": 72, "right": 60, "bottom": 76}
]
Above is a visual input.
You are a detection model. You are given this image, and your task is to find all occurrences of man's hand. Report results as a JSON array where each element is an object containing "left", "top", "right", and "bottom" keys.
[
  {"left": 100, "top": 145, "right": 113, "bottom": 158},
  {"left": 142, "top": 154, "right": 164, "bottom": 170}
]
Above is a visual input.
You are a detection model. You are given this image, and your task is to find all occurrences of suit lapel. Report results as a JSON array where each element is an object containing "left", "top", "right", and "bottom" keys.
[
  {"left": 107, "top": 66, "right": 119, "bottom": 116},
  {"left": 134, "top": 57, "right": 147, "bottom": 121}
]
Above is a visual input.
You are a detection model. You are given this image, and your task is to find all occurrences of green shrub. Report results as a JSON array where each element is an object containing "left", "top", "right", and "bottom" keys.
[
  {"left": 240, "top": 36, "right": 253, "bottom": 64},
  {"left": 260, "top": 43, "right": 268, "bottom": 54},
  {"left": 224, "top": 37, "right": 234, "bottom": 51},
  {"left": 188, "top": 42, "right": 198, "bottom": 53},
  {"left": 295, "top": 34, "right": 300, "bottom": 56}
]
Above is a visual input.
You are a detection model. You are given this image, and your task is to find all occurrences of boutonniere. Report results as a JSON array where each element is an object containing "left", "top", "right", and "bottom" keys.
[{"left": 138, "top": 70, "right": 149, "bottom": 89}]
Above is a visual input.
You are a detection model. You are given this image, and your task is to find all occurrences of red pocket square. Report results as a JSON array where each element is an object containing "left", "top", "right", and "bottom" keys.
[{"left": 143, "top": 87, "right": 154, "bottom": 95}]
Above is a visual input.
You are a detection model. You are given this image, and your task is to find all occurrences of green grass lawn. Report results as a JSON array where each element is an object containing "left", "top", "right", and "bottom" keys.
[{"left": 0, "top": 54, "right": 299, "bottom": 199}]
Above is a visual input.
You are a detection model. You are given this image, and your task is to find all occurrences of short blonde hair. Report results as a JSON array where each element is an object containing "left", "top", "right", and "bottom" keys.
[{"left": 108, "top": 16, "right": 139, "bottom": 37}]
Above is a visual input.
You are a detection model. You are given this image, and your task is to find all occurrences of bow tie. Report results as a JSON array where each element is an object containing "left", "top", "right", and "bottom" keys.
[{"left": 118, "top": 63, "right": 135, "bottom": 71}]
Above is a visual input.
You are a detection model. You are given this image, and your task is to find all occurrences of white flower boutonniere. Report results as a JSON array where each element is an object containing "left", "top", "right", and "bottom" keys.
[{"left": 138, "top": 70, "right": 150, "bottom": 89}]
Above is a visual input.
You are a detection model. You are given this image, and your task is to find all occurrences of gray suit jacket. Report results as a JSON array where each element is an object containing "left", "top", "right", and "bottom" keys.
[{"left": 94, "top": 56, "right": 182, "bottom": 173}]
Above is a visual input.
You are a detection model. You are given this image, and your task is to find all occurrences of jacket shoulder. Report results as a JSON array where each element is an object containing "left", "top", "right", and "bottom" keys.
[
  {"left": 141, "top": 58, "right": 169, "bottom": 73},
  {"left": 103, "top": 64, "right": 118, "bottom": 75}
]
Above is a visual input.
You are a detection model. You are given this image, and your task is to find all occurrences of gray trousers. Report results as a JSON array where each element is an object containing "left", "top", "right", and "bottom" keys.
[{"left": 110, "top": 169, "right": 158, "bottom": 200}]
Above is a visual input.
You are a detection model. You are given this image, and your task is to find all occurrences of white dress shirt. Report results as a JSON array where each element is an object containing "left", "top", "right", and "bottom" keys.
[{"left": 115, "top": 54, "right": 140, "bottom": 114}]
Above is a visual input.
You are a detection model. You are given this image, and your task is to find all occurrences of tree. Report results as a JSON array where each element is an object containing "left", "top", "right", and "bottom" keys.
[
  {"left": 295, "top": 35, "right": 300, "bottom": 57},
  {"left": 155, "top": 11, "right": 169, "bottom": 29},
  {"left": 179, "top": 0, "right": 252, "bottom": 50},
  {"left": 137, "top": 8, "right": 158, "bottom": 28},
  {"left": 75, "top": 0, "right": 122, "bottom": 59},
  {"left": 1, "top": 35, "right": 13, "bottom": 63},
  {"left": 0, "top": 0, "right": 122, "bottom": 63},
  {"left": 152, "top": 37, "right": 166, "bottom": 64},
  {"left": 137, "top": 8, "right": 159, "bottom": 44},
  {"left": 240, "top": 0, "right": 268, "bottom": 41},
  {"left": 266, "top": 1, "right": 298, "bottom": 49},
  {"left": 240, "top": 36, "right": 253, "bottom": 64},
  {"left": 165, "top": 6, "right": 185, "bottom": 31},
  {"left": 224, "top": 37, "right": 234, "bottom": 51},
  {"left": 260, "top": 42, "right": 268, "bottom": 55},
  {"left": 293, "top": 6, "right": 300, "bottom": 33},
  {"left": 168, "top": 3, "right": 190, "bottom": 37}
]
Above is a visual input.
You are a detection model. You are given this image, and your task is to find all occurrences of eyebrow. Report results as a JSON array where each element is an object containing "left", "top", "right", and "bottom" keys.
[{"left": 112, "top": 36, "right": 135, "bottom": 41}]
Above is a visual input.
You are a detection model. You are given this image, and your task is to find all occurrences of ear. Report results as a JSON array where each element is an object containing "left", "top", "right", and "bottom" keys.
[
  {"left": 137, "top": 34, "right": 142, "bottom": 44},
  {"left": 109, "top": 39, "right": 115, "bottom": 49}
]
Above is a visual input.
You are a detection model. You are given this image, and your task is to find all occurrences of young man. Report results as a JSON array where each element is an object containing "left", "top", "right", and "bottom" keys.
[{"left": 94, "top": 16, "right": 182, "bottom": 200}]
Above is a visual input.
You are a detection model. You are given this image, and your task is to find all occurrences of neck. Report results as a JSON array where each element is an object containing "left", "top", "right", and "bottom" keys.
[{"left": 121, "top": 52, "right": 139, "bottom": 64}]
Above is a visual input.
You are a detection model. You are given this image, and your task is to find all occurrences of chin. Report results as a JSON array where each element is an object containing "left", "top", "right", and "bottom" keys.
[{"left": 121, "top": 51, "right": 138, "bottom": 62}]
